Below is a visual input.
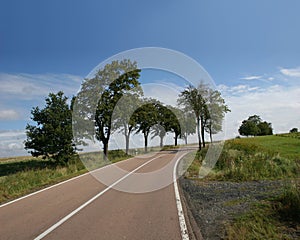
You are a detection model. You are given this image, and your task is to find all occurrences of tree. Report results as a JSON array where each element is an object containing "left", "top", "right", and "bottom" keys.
[
  {"left": 178, "top": 85, "right": 207, "bottom": 150},
  {"left": 75, "top": 59, "right": 141, "bottom": 158},
  {"left": 151, "top": 103, "right": 180, "bottom": 147},
  {"left": 181, "top": 111, "right": 196, "bottom": 145},
  {"left": 178, "top": 83, "right": 229, "bottom": 149},
  {"left": 238, "top": 120, "right": 260, "bottom": 137},
  {"left": 165, "top": 106, "right": 184, "bottom": 146},
  {"left": 133, "top": 99, "right": 158, "bottom": 152},
  {"left": 238, "top": 115, "right": 273, "bottom": 137},
  {"left": 112, "top": 93, "right": 143, "bottom": 154},
  {"left": 205, "top": 89, "right": 230, "bottom": 143},
  {"left": 258, "top": 121, "right": 273, "bottom": 136},
  {"left": 290, "top": 128, "right": 298, "bottom": 133},
  {"left": 24, "top": 91, "right": 75, "bottom": 163}
]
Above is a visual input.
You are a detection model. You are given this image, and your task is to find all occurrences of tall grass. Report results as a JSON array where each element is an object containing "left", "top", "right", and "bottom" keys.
[
  {"left": 205, "top": 137, "right": 300, "bottom": 181},
  {"left": 275, "top": 181, "right": 300, "bottom": 223},
  {"left": 225, "top": 181, "right": 300, "bottom": 239}
]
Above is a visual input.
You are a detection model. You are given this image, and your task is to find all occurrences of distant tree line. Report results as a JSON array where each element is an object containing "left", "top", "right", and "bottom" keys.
[{"left": 25, "top": 59, "right": 230, "bottom": 162}]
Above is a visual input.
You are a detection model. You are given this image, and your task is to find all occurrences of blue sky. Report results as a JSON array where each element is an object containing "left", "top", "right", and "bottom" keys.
[{"left": 1, "top": 0, "right": 300, "bottom": 156}]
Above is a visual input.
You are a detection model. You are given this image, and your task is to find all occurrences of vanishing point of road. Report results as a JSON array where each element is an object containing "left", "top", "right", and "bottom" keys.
[{"left": 0, "top": 148, "right": 197, "bottom": 240}]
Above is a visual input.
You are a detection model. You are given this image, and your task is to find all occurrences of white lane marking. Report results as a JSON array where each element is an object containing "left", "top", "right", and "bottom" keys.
[
  {"left": 173, "top": 152, "right": 190, "bottom": 240},
  {"left": 34, "top": 154, "right": 164, "bottom": 240},
  {"left": 0, "top": 153, "right": 157, "bottom": 208}
]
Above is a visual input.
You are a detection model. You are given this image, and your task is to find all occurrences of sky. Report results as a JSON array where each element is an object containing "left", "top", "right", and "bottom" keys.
[{"left": 1, "top": 0, "right": 300, "bottom": 157}]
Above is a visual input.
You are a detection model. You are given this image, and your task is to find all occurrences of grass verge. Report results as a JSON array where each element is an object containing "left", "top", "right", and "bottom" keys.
[
  {"left": 183, "top": 133, "right": 300, "bottom": 239},
  {"left": 226, "top": 181, "right": 300, "bottom": 240},
  {"left": 0, "top": 149, "right": 131, "bottom": 204}
]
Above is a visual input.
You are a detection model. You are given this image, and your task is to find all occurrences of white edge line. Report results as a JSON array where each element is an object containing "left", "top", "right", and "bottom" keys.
[
  {"left": 0, "top": 153, "right": 158, "bottom": 208},
  {"left": 173, "top": 152, "right": 190, "bottom": 240},
  {"left": 34, "top": 154, "right": 163, "bottom": 240}
]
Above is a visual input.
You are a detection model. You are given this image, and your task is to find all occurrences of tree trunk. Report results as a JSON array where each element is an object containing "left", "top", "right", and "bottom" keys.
[
  {"left": 197, "top": 118, "right": 202, "bottom": 150},
  {"left": 103, "top": 139, "right": 108, "bottom": 161},
  {"left": 144, "top": 134, "right": 148, "bottom": 152},
  {"left": 201, "top": 116, "right": 205, "bottom": 148},
  {"left": 209, "top": 127, "right": 213, "bottom": 144},
  {"left": 201, "top": 125, "right": 205, "bottom": 148},
  {"left": 125, "top": 134, "right": 130, "bottom": 155},
  {"left": 160, "top": 136, "right": 163, "bottom": 148},
  {"left": 174, "top": 133, "right": 178, "bottom": 146},
  {"left": 185, "top": 134, "right": 188, "bottom": 145}
]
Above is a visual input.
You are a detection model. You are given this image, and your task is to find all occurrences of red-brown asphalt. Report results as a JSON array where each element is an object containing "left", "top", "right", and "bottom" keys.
[{"left": 0, "top": 150, "right": 191, "bottom": 240}]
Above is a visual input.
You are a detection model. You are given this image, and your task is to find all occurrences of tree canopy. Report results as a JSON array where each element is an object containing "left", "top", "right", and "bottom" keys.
[
  {"left": 24, "top": 91, "right": 75, "bottom": 163},
  {"left": 178, "top": 84, "right": 229, "bottom": 149},
  {"left": 238, "top": 115, "right": 273, "bottom": 137},
  {"left": 74, "top": 59, "right": 142, "bottom": 158}
]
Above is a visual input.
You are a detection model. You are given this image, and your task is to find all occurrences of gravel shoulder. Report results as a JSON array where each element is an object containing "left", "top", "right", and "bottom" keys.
[{"left": 179, "top": 178, "right": 287, "bottom": 240}]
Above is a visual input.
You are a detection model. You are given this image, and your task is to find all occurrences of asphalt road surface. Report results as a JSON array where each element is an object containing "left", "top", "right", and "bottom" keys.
[{"left": 0, "top": 149, "right": 195, "bottom": 240}]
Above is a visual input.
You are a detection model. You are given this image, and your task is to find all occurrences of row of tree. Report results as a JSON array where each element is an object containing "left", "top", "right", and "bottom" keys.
[{"left": 25, "top": 59, "right": 230, "bottom": 162}]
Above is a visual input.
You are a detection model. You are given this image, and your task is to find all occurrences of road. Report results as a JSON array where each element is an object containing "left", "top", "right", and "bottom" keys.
[{"left": 0, "top": 149, "right": 194, "bottom": 240}]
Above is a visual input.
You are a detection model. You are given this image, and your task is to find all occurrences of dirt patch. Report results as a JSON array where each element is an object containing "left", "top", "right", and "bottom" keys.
[{"left": 179, "top": 178, "right": 286, "bottom": 240}]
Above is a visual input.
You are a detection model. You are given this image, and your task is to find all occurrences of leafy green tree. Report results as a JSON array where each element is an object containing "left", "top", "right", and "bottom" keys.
[
  {"left": 74, "top": 59, "right": 141, "bottom": 158},
  {"left": 205, "top": 89, "right": 230, "bottom": 143},
  {"left": 248, "top": 115, "right": 262, "bottom": 125},
  {"left": 181, "top": 111, "right": 196, "bottom": 145},
  {"left": 165, "top": 106, "right": 184, "bottom": 146},
  {"left": 151, "top": 103, "right": 179, "bottom": 147},
  {"left": 133, "top": 99, "right": 158, "bottom": 152},
  {"left": 178, "top": 83, "right": 230, "bottom": 149},
  {"left": 290, "top": 128, "right": 298, "bottom": 133},
  {"left": 112, "top": 93, "right": 143, "bottom": 154},
  {"left": 238, "top": 120, "right": 260, "bottom": 137},
  {"left": 238, "top": 115, "right": 272, "bottom": 137},
  {"left": 178, "top": 85, "right": 207, "bottom": 150},
  {"left": 258, "top": 121, "right": 273, "bottom": 136},
  {"left": 24, "top": 91, "right": 75, "bottom": 163}
]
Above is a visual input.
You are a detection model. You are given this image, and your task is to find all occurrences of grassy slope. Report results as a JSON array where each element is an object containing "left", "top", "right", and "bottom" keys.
[
  {"left": 184, "top": 133, "right": 300, "bottom": 239},
  {"left": 238, "top": 134, "right": 300, "bottom": 159}
]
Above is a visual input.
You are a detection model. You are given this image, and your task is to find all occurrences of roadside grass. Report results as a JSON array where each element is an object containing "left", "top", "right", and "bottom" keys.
[
  {"left": 203, "top": 135, "right": 300, "bottom": 181},
  {"left": 0, "top": 149, "right": 132, "bottom": 204},
  {"left": 183, "top": 133, "right": 300, "bottom": 239},
  {"left": 225, "top": 181, "right": 300, "bottom": 240}
]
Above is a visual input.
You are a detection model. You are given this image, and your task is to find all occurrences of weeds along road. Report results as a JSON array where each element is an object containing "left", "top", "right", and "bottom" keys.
[{"left": 0, "top": 149, "right": 195, "bottom": 240}]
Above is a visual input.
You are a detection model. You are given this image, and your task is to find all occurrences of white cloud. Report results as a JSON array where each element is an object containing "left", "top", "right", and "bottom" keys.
[
  {"left": 0, "top": 130, "right": 28, "bottom": 157},
  {"left": 241, "top": 75, "right": 263, "bottom": 81},
  {"left": 218, "top": 84, "right": 261, "bottom": 95},
  {"left": 0, "top": 109, "right": 20, "bottom": 120},
  {"left": 0, "top": 73, "right": 82, "bottom": 100},
  {"left": 280, "top": 67, "right": 300, "bottom": 77},
  {"left": 218, "top": 84, "right": 300, "bottom": 139}
]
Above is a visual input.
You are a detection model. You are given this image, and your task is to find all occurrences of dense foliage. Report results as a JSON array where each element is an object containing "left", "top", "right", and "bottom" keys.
[
  {"left": 24, "top": 91, "right": 75, "bottom": 163},
  {"left": 239, "top": 115, "right": 273, "bottom": 137}
]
